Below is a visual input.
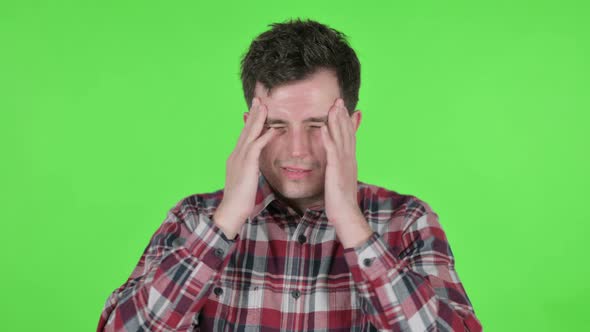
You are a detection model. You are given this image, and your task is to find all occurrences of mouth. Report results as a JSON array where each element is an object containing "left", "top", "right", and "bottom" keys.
[{"left": 281, "top": 166, "right": 312, "bottom": 180}]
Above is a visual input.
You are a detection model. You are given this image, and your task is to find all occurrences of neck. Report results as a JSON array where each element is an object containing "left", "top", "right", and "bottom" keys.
[{"left": 274, "top": 192, "right": 324, "bottom": 216}]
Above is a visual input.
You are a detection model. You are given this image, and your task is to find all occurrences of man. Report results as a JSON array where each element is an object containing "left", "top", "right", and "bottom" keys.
[{"left": 98, "top": 19, "right": 482, "bottom": 331}]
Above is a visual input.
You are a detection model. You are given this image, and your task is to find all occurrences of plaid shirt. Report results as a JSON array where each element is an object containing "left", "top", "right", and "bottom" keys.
[{"left": 98, "top": 174, "right": 482, "bottom": 331}]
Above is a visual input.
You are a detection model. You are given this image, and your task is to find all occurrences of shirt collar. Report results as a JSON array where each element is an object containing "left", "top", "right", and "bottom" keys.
[
  {"left": 248, "top": 173, "right": 365, "bottom": 220},
  {"left": 248, "top": 172, "right": 278, "bottom": 220}
]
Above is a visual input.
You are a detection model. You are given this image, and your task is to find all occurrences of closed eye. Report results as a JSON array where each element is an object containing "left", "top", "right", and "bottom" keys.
[
  {"left": 265, "top": 125, "right": 287, "bottom": 132},
  {"left": 264, "top": 124, "right": 324, "bottom": 130}
]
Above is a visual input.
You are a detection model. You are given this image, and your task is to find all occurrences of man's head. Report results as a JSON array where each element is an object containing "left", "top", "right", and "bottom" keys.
[
  {"left": 240, "top": 19, "right": 362, "bottom": 213},
  {"left": 240, "top": 18, "right": 361, "bottom": 115}
]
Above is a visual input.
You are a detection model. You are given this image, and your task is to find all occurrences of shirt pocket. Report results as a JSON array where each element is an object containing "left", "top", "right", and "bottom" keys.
[{"left": 207, "top": 280, "right": 263, "bottom": 328}]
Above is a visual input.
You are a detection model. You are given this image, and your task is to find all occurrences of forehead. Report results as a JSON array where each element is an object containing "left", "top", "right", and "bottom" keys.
[{"left": 253, "top": 69, "right": 341, "bottom": 120}]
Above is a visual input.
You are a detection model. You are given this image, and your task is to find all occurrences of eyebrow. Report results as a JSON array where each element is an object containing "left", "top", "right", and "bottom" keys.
[{"left": 265, "top": 116, "right": 328, "bottom": 125}]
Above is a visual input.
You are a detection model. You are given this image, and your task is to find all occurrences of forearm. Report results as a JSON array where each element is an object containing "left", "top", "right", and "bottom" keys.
[
  {"left": 98, "top": 212, "right": 237, "bottom": 332},
  {"left": 344, "top": 217, "right": 482, "bottom": 331},
  {"left": 333, "top": 207, "right": 374, "bottom": 249}
]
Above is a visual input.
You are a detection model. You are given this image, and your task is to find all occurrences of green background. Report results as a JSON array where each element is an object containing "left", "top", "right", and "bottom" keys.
[{"left": 1, "top": 0, "right": 588, "bottom": 331}]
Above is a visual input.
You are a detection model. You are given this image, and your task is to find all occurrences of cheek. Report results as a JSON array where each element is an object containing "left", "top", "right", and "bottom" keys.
[
  {"left": 311, "top": 131, "right": 326, "bottom": 154},
  {"left": 313, "top": 130, "right": 324, "bottom": 143},
  {"left": 260, "top": 140, "right": 280, "bottom": 164}
]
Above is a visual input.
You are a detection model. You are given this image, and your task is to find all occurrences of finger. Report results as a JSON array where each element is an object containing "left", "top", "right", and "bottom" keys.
[
  {"left": 236, "top": 98, "right": 260, "bottom": 146},
  {"left": 337, "top": 100, "right": 355, "bottom": 152},
  {"left": 320, "top": 125, "right": 336, "bottom": 161},
  {"left": 238, "top": 98, "right": 266, "bottom": 147},
  {"left": 246, "top": 103, "right": 269, "bottom": 143},
  {"left": 327, "top": 100, "right": 343, "bottom": 148},
  {"left": 335, "top": 98, "right": 351, "bottom": 149},
  {"left": 249, "top": 127, "right": 278, "bottom": 158}
]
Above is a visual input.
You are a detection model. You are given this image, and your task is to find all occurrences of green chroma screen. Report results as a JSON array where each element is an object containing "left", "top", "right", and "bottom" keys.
[{"left": 1, "top": 0, "right": 588, "bottom": 331}]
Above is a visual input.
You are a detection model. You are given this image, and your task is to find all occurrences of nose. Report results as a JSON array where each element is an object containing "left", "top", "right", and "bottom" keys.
[{"left": 286, "top": 127, "right": 311, "bottom": 158}]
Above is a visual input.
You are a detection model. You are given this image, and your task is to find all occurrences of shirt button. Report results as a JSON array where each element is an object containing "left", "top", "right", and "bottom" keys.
[
  {"left": 363, "top": 258, "right": 374, "bottom": 267},
  {"left": 214, "top": 248, "right": 224, "bottom": 258},
  {"left": 291, "top": 289, "right": 301, "bottom": 299},
  {"left": 213, "top": 287, "right": 223, "bottom": 296},
  {"left": 297, "top": 234, "right": 307, "bottom": 244}
]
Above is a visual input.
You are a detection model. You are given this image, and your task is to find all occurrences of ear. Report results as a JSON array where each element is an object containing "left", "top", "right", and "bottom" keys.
[
  {"left": 243, "top": 112, "right": 249, "bottom": 124},
  {"left": 351, "top": 110, "right": 362, "bottom": 132}
]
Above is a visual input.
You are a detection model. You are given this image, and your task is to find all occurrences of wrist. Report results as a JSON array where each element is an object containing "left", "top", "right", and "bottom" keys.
[
  {"left": 212, "top": 206, "right": 243, "bottom": 240},
  {"left": 332, "top": 209, "right": 373, "bottom": 249}
]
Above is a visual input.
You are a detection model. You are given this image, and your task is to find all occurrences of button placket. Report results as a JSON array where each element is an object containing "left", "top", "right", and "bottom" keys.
[
  {"left": 291, "top": 289, "right": 301, "bottom": 300},
  {"left": 297, "top": 234, "right": 307, "bottom": 244},
  {"left": 214, "top": 248, "right": 224, "bottom": 258},
  {"left": 288, "top": 216, "right": 309, "bottom": 306},
  {"left": 363, "top": 258, "right": 374, "bottom": 267},
  {"left": 292, "top": 218, "right": 308, "bottom": 245}
]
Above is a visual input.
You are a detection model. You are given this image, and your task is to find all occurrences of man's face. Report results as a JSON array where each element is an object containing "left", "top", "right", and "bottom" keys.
[{"left": 244, "top": 69, "right": 361, "bottom": 212}]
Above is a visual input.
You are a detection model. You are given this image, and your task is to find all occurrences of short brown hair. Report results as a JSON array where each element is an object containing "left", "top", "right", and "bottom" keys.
[{"left": 240, "top": 18, "right": 361, "bottom": 114}]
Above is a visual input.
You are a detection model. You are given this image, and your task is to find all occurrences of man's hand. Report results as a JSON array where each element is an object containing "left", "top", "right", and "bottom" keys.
[
  {"left": 213, "top": 97, "right": 278, "bottom": 240},
  {"left": 320, "top": 98, "right": 373, "bottom": 248}
]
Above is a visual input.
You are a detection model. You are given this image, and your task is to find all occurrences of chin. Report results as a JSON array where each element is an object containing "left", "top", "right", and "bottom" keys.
[
  {"left": 275, "top": 181, "right": 323, "bottom": 199},
  {"left": 262, "top": 167, "right": 324, "bottom": 199},
  {"left": 279, "top": 188, "right": 315, "bottom": 200}
]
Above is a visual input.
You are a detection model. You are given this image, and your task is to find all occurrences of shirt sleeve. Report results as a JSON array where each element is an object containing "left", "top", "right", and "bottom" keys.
[
  {"left": 343, "top": 199, "right": 483, "bottom": 331},
  {"left": 97, "top": 199, "right": 237, "bottom": 332}
]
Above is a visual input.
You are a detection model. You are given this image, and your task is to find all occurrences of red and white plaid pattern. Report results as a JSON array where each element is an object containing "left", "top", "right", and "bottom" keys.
[{"left": 98, "top": 174, "right": 482, "bottom": 331}]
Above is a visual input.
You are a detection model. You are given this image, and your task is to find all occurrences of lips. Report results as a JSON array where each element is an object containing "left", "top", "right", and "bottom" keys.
[
  {"left": 281, "top": 166, "right": 312, "bottom": 179},
  {"left": 282, "top": 166, "right": 311, "bottom": 172}
]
